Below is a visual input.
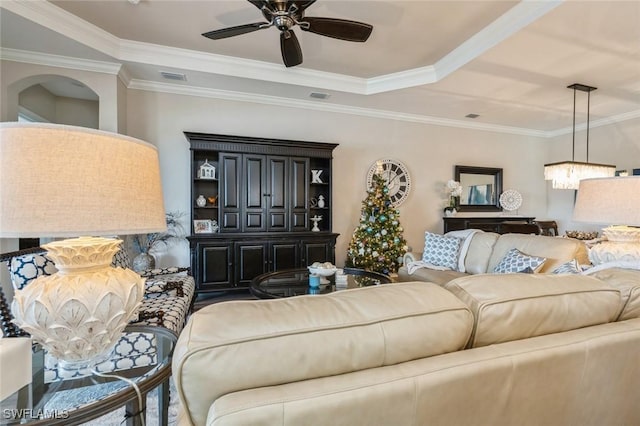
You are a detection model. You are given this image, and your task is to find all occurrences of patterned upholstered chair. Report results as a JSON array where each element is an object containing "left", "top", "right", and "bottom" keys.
[{"left": 3, "top": 245, "right": 195, "bottom": 382}]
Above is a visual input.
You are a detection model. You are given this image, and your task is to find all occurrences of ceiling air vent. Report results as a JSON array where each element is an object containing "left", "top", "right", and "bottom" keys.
[
  {"left": 160, "top": 71, "right": 187, "bottom": 81},
  {"left": 310, "top": 92, "right": 330, "bottom": 100}
]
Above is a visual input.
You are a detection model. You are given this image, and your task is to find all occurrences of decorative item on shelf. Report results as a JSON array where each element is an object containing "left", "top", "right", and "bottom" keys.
[
  {"left": 0, "top": 123, "right": 166, "bottom": 371},
  {"left": 196, "top": 195, "right": 207, "bottom": 207},
  {"left": 198, "top": 159, "right": 216, "bottom": 179},
  {"left": 544, "top": 84, "right": 615, "bottom": 190},
  {"left": 573, "top": 176, "right": 640, "bottom": 264},
  {"left": 132, "top": 211, "right": 186, "bottom": 272},
  {"left": 310, "top": 215, "right": 323, "bottom": 232},
  {"left": 207, "top": 195, "right": 218, "bottom": 205},
  {"left": 499, "top": 189, "right": 523, "bottom": 215},
  {"left": 193, "top": 219, "right": 214, "bottom": 234},
  {"left": 317, "top": 195, "right": 326, "bottom": 208},
  {"left": 310, "top": 197, "right": 318, "bottom": 208},
  {"left": 311, "top": 169, "right": 324, "bottom": 184},
  {"left": 366, "top": 158, "right": 412, "bottom": 207},
  {"left": 443, "top": 179, "right": 462, "bottom": 217}
]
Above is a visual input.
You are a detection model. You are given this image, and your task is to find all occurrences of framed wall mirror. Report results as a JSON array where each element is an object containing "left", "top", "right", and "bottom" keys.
[{"left": 454, "top": 165, "right": 503, "bottom": 212}]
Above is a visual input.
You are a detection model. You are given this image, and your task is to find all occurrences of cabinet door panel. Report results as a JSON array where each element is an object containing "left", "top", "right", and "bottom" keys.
[
  {"left": 290, "top": 157, "right": 309, "bottom": 231},
  {"left": 236, "top": 243, "right": 267, "bottom": 285},
  {"left": 220, "top": 154, "right": 241, "bottom": 232},
  {"left": 271, "top": 242, "right": 299, "bottom": 271},
  {"left": 243, "top": 155, "right": 266, "bottom": 231},
  {"left": 200, "top": 244, "right": 233, "bottom": 289},
  {"left": 267, "top": 156, "right": 288, "bottom": 231},
  {"left": 245, "top": 156, "right": 265, "bottom": 208},
  {"left": 302, "top": 239, "right": 336, "bottom": 266}
]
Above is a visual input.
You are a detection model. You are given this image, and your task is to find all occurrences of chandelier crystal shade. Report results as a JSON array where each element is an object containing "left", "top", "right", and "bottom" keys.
[{"left": 544, "top": 84, "right": 615, "bottom": 190}]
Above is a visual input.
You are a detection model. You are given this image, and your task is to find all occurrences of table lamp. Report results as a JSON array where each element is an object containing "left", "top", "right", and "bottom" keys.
[
  {"left": 0, "top": 122, "right": 166, "bottom": 370},
  {"left": 573, "top": 176, "right": 640, "bottom": 265}
]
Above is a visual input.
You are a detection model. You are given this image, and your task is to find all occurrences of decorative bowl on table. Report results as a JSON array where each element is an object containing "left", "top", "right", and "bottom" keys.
[
  {"left": 308, "top": 262, "right": 337, "bottom": 277},
  {"left": 565, "top": 230, "right": 599, "bottom": 240}
]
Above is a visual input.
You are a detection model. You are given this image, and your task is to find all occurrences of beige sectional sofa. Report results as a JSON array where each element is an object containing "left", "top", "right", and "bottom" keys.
[
  {"left": 398, "top": 231, "right": 590, "bottom": 285},
  {"left": 172, "top": 271, "right": 640, "bottom": 426}
]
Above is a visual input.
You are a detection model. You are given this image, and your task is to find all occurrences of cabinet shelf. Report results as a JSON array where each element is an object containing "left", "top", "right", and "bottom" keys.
[
  {"left": 194, "top": 206, "right": 218, "bottom": 209},
  {"left": 194, "top": 178, "right": 218, "bottom": 182}
]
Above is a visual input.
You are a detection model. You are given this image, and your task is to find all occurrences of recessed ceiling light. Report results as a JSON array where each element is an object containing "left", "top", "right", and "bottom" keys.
[
  {"left": 160, "top": 71, "right": 187, "bottom": 81},
  {"left": 465, "top": 113, "right": 480, "bottom": 119},
  {"left": 310, "top": 92, "right": 330, "bottom": 100}
]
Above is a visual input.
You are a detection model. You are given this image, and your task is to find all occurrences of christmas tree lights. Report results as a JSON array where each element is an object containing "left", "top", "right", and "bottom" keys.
[{"left": 346, "top": 173, "right": 408, "bottom": 274}]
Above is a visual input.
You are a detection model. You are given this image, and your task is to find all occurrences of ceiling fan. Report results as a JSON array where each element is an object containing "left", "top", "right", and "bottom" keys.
[{"left": 202, "top": 0, "right": 373, "bottom": 67}]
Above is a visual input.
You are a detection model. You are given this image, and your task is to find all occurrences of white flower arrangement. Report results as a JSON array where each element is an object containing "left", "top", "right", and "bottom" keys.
[{"left": 445, "top": 180, "right": 463, "bottom": 208}]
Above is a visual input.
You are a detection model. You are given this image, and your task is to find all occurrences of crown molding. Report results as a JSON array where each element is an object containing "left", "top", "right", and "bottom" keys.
[
  {"left": 0, "top": 47, "right": 121, "bottom": 74},
  {"left": 128, "top": 79, "right": 547, "bottom": 137},
  {"left": 119, "top": 40, "right": 367, "bottom": 94},
  {"left": 1, "top": 0, "right": 120, "bottom": 57},
  {"left": 2, "top": 0, "right": 561, "bottom": 95},
  {"left": 5, "top": 46, "right": 639, "bottom": 138}
]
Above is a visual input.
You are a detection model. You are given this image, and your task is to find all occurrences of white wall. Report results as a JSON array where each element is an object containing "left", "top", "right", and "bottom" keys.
[{"left": 125, "top": 89, "right": 548, "bottom": 266}]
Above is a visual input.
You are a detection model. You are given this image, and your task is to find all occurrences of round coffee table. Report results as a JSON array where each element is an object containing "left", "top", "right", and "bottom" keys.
[{"left": 250, "top": 267, "right": 392, "bottom": 299}]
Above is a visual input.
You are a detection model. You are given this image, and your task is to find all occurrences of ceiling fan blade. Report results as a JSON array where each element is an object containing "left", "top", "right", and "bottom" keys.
[
  {"left": 300, "top": 17, "right": 373, "bottom": 42},
  {"left": 247, "top": 0, "right": 267, "bottom": 10},
  {"left": 280, "top": 30, "right": 303, "bottom": 67},
  {"left": 291, "top": 0, "right": 316, "bottom": 12},
  {"left": 202, "top": 22, "right": 268, "bottom": 40}
]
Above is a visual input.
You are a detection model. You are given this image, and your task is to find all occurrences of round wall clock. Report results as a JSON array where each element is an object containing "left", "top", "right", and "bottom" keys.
[{"left": 366, "top": 159, "right": 412, "bottom": 207}]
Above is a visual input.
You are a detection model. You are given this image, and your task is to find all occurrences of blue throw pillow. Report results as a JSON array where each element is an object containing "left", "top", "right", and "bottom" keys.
[
  {"left": 422, "top": 232, "right": 462, "bottom": 270},
  {"left": 493, "top": 248, "right": 546, "bottom": 274}
]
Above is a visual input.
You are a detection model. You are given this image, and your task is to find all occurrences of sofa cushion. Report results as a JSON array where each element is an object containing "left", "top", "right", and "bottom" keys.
[
  {"left": 421, "top": 232, "right": 462, "bottom": 270},
  {"left": 487, "top": 233, "right": 589, "bottom": 273},
  {"left": 173, "top": 282, "right": 474, "bottom": 426},
  {"left": 444, "top": 274, "right": 622, "bottom": 348},
  {"left": 588, "top": 268, "right": 640, "bottom": 320},
  {"left": 397, "top": 267, "right": 467, "bottom": 286},
  {"left": 462, "top": 232, "right": 500, "bottom": 274},
  {"left": 493, "top": 248, "right": 546, "bottom": 274}
]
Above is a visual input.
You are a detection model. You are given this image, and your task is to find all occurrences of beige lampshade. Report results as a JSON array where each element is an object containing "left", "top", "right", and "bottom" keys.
[
  {"left": 0, "top": 122, "right": 166, "bottom": 237},
  {"left": 573, "top": 176, "right": 640, "bottom": 226}
]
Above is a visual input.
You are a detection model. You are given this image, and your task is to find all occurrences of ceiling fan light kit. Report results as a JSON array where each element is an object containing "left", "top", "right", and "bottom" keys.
[
  {"left": 544, "top": 83, "right": 615, "bottom": 190},
  {"left": 202, "top": 0, "right": 373, "bottom": 67}
]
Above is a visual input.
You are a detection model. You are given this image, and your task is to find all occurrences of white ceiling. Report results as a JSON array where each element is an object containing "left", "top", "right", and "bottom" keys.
[{"left": 1, "top": 0, "right": 639, "bottom": 136}]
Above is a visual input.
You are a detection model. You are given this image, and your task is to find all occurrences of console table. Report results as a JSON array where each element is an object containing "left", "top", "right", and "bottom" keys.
[{"left": 443, "top": 217, "right": 536, "bottom": 234}]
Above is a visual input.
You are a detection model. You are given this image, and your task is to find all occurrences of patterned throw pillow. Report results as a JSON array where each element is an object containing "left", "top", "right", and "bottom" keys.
[
  {"left": 552, "top": 259, "right": 581, "bottom": 274},
  {"left": 493, "top": 248, "right": 546, "bottom": 274},
  {"left": 10, "top": 253, "right": 57, "bottom": 290},
  {"left": 422, "top": 232, "right": 462, "bottom": 270}
]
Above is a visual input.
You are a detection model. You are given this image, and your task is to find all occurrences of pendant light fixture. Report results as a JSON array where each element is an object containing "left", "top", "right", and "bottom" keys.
[{"left": 544, "top": 83, "right": 615, "bottom": 190}]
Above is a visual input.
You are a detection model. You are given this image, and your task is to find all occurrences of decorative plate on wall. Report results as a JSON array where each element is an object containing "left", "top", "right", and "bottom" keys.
[
  {"left": 499, "top": 189, "right": 523, "bottom": 212},
  {"left": 366, "top": 159, "right": 411, "bottom": 207}
]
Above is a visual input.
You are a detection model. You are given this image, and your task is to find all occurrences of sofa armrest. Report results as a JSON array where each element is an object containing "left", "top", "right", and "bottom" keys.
[{"left": 403, "top": 252, "right": 421, "bottom": 265}]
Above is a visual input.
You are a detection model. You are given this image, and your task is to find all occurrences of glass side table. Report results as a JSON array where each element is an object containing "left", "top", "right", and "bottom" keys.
[
  {"left": 251, "top": 267, "right": 392, "bottom": 299},
  {"left": 0, "top": 325, "right": 176, "bottom": 426}
]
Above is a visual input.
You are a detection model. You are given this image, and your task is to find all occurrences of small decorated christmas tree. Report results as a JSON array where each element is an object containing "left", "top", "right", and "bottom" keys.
[{"left": 346, "top": 173, "right": 407, "bottom": 274}]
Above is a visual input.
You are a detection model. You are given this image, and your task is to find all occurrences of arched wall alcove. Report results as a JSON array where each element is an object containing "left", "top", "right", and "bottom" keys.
[
  {"left": 1, "top": 61, "right": 122, "bottom": 131},
  {"left": 16, "top": 74, "right": 99, "bottom": 128}
]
